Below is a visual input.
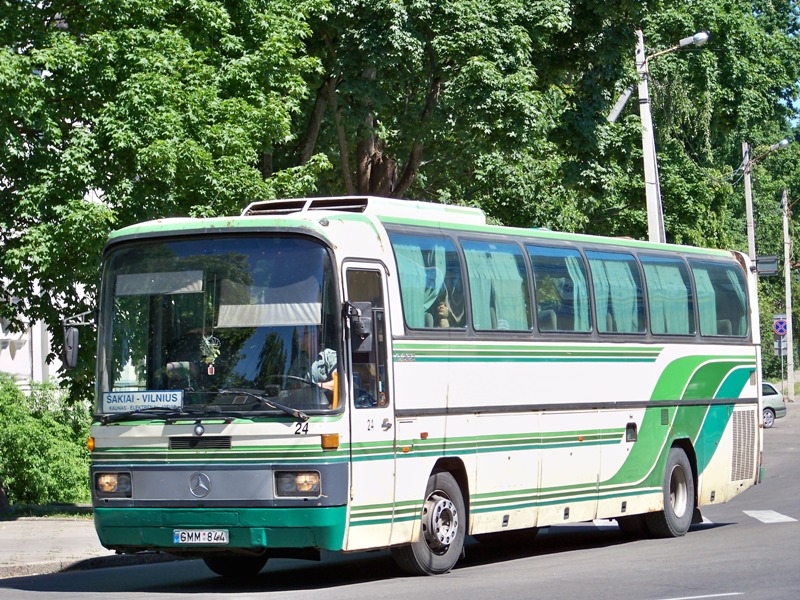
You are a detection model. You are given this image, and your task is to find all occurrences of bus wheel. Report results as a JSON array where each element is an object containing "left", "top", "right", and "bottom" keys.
[
  {"left": 646, "top": 447, "right": 695, "bottom": 538},
  {"left": 203, "top": 553, "right": 268, "bottom": 578},
  {"left": 391, "top": 470, "right": 466, "bottom": 575}
]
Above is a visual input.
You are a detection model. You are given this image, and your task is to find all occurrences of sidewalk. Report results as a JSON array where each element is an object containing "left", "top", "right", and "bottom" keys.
[{"left": 0, "top": 517, "right": 175, "bottom": 579}]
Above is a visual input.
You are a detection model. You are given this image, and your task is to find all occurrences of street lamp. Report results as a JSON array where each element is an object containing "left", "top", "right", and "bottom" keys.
[
  {"left": 781, "top": 189, "right": 795, "bottom": 403},
  {"left": 636, "top": 29, "right": 709, "bottom": 243},
  {"left": 742, "top": 138, "right": 790, "bottom": 263}
]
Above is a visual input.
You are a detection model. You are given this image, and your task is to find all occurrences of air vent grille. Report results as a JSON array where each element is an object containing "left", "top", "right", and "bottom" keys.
[
  {"left": 170, "top": 436, "right": 232, "bottom": 450},
  {"left": 243, "top": 197, "right": 369, "bottom": 216},
  {"left": 731, "top": 409, "right": 756, "bottom": 481}
]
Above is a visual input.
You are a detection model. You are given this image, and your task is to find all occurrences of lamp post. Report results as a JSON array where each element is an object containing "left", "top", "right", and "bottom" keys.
[
  {"left": 635, "top": 29, "right": 709, "bottom": 243},
  {"left": 742, "top": 138, "right": 790, "bottom": 264},
  {"left": 781, "top": 189, "right": 795, "bottom": 402}
]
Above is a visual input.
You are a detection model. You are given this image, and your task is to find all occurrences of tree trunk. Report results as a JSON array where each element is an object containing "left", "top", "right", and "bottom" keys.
[
  {"left": 299, "top": 78, "right": 331, "bottom": 165},
  {"left": 367, "top": 140, "right": 397, "bottom": 196},
  {"left": 393, "top": 76, "right": 442, "bottom": 198},
  {"left": 356, "top": 117, "right": 375, "bottom": 195},
  {"left": 0, "top": 478, "right": 10, "bottom": 514},
  {"left": 260, "top": 152, "right": 272, "bottom": 179},
  {"left": 328, "top": 77, "right": 354, "bottom": 195}
]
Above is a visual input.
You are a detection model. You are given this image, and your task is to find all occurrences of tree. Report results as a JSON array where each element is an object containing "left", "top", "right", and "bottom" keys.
[
  {"left": 1, "top": 0, "right": 330, "bottom": 399},
  {"left": 3, "top": 1, "right": 800, "bottom": 395}
]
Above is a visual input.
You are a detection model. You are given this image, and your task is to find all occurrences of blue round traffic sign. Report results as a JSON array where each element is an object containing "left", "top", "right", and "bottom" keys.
[{"left": 774, "top": 319, "right": 788, "bottom": 335}]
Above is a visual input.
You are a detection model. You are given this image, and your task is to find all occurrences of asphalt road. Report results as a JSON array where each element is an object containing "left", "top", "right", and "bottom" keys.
[{"left": 1, "top": 403, "right": 797, "bottom": 600}]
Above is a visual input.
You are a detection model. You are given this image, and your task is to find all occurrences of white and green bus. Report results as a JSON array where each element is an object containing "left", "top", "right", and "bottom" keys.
[{"left": 86, "top": 196, "right": 762, "bottom": 577}]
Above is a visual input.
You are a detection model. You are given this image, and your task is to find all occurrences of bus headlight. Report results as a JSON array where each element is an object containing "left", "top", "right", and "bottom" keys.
[
  {"left": 95, "top": 472, "right": 132, "bottom": 498},
  {"left": 275, "top": 471, "right": 321, "bottom": 497}
]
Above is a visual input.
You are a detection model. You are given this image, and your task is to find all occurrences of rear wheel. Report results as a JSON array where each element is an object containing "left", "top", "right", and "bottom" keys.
[
  {"left": 763, "top": 407, "right": 776, "bottom": 428},
  {"left": 391, "top": 470, "right": 466, "bottom": 575},
  {"left": 645, "top": 447, "right": 695, "bottom": 538},
  {"left": 203, "top": 553, "right": 268, "bottom": 578}
]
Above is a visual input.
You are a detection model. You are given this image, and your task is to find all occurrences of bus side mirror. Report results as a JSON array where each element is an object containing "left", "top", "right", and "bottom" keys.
[
  {"left": 347, "top": 302, "right": 373, "bottom": 352},
  {"left": 63, "top": 326, "right": 79, "bottom": 369}
]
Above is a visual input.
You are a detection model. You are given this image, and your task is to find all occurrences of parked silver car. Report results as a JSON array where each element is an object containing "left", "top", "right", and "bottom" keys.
[{"left": 762, "top": 382, "right": 788, "bottom": 428}]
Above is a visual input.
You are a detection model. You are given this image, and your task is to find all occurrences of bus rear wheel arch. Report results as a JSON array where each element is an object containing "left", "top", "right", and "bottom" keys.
[
  {"left": 645, "top": 446, "right": 696, "bottom": 538},
  {"left": 391, "top": 469, "right": 467, "bottom": 575}
]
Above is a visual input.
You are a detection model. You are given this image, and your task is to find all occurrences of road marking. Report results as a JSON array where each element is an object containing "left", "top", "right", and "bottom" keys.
[
  {"left": 743, "top": 510, "right": 797, "bottom": 523},
  {"left": 654, "top": 594, "right": 742, "bottom": 600}
]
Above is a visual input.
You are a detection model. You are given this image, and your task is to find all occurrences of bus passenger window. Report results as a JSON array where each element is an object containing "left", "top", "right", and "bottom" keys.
[
  {"left": 462, "top": 240, "right": 531, "bottom": 331},
  {"left": 388, "top": 232, "right": 465, "bottom": 329},
  {"left": 586, "top": 250, "right": 645, "bottom": 335},
  {"left": 641, "top": 255, "right": 695, "bottom": 335},
  {"left": 528, "top": 245, "right": 591, "bottom": 333},
  {"left": 689, "top": 260, "right": 748, "bottom": 337}
]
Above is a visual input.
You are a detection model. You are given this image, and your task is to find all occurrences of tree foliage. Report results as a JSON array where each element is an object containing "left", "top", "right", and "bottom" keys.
[{"left": 2, "top": 1, "right": 800, "bottom": 394}]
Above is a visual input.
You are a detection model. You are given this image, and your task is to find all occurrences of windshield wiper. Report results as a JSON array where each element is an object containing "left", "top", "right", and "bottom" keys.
[
  {"left": 218, "top": 389, "right": 309, "bottom": 422},
  {"left": 98, "top": 406, "right": 199, "bottom": 425}
]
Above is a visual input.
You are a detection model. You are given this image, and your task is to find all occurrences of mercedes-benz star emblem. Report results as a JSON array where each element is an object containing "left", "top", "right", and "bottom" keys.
[{"left": 189, "top": 472, "right": 211, "bottom": 498}]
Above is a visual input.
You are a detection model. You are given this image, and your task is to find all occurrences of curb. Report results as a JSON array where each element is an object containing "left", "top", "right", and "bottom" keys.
[{"left": 0, "top": 552, "right": 182, "bottom": 580}]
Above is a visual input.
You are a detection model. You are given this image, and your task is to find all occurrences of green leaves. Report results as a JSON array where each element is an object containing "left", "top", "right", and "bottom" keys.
[{"left": 3, "top": 0, "right": 800, "bottom": 393}]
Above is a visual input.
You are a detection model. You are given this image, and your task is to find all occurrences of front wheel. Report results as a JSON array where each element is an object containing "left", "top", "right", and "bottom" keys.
[
  {"left": 645, "top": 447, "right": 695, "bottom": 538},
  {"left": 763, "top": 407, "right": 776, "bottom": 428},
  {"left": 391, "top": 470, "right": 466, "bottom": 575},
  {"left": 203, "top": 553, "right": 268, "bottom": 578}
]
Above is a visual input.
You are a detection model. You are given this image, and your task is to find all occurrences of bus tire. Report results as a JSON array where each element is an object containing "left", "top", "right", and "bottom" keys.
[
  {"left": 391, "top": 470, "right": 466, "bottom": 575},
  {"left": 203, "top": 553, "right": 268, "bottom": 578},
  {"left": 645, "top": 447, "right": 695, "bottom": 538}
]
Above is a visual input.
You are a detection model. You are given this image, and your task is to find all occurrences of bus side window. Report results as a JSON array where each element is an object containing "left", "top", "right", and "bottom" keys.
[
  {"left": 346, "top": 269, "right": 390, "bottom": 408},
  {"left": 641, "top": 255, "right": 695, "bottom": 335},
  {"left": 689, "top": 260, "right": 748, "bottom": 337},
  {"left": 388, "top": 232, "right": 465, "bottom": 330},
  {"left": 462, "top": 240, "right": 531, "bottom": 332},
  {"left": 586, "top": 250, "right": 645, "bottom": 335},
  {"left": 528, "top": 244, "right": 592, "bottom": 333}
]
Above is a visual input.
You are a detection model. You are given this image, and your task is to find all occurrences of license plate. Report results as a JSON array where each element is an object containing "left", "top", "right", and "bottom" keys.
[{"left": 173, "top": 529, "right": 229, "bottom": 544}]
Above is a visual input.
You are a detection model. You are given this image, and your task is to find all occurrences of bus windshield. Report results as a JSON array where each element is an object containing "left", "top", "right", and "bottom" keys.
[{"left": 97, "top": 235, "right": 340, "bottom": 417}]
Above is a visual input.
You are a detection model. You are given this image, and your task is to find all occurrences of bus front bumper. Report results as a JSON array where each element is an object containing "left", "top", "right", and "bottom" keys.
[{"left": 94, "top": 506, "right": 348, "bottom": 555}]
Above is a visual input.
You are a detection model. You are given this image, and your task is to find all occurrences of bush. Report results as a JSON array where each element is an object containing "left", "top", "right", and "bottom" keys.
[{"left": 0, "top": 374, "right": 91, "bottom": 505}]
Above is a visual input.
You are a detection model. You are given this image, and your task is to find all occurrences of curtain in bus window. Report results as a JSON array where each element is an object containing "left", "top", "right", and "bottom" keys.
[
  {"left": 725, "top": 268, "right": 747, "bottom": 336},
  {"left": 587, "top": 252, "right": 644, "bottom": 333},
  {"left": 564, "top": 256, "right": 591, "bottom": 331},
  {"left": 391, "top": 236, "right": 446, "bottom": 328},
  {"left": 463, "top": 242, "right": 530, "bottom": 331},
  {"left": 642, "top": 259, "right": 693, "bottom": 335},
  {"left": 528, "top": 245, "right": 591, "bottom": 333},
  {"left": 692, "top": 267, "right": 717, "bottom": 335}
]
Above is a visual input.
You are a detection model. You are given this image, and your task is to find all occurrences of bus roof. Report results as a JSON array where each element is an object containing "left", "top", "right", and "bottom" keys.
[
  {"left": 107, "top": 196, "right": 740, "bottom": 261},
  {"left": 242, "top": 196, "right": 487, "bottom": 226}
]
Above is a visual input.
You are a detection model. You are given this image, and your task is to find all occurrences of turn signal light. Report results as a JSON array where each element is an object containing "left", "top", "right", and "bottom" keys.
[{"left": 321, "top": 433, "right": 339, "bottom": 450}]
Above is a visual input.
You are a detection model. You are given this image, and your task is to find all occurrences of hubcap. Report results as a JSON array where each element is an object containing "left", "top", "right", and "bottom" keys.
[
  {"left": 669, "top": 465, "right": 688, "bottom": 518},
  {"left": 422, "top": 493, "right": 459, "bottom": 552}
]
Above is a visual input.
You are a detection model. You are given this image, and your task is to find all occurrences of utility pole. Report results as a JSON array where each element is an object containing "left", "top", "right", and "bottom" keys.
[
  {"left": 743, "top": 142, "right": 756, "bottom": 264},
  {"left": 782, "top": 189, "right": 795, "bottom": 402},
  {"left": 635, "top": 29, "right": 665, "bottom": 244}
]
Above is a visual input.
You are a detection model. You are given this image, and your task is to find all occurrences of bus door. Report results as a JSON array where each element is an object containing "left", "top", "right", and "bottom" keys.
[{"left": 343, "top": 265, "right": 396, "bottom": 549}]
